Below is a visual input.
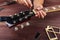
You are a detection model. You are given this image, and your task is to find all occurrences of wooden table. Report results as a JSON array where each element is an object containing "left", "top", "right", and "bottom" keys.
[{"left": 0, "top": 3, "right": 60, "bottom": 40}]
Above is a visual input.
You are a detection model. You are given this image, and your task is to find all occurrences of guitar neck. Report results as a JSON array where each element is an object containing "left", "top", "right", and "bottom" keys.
[{"left": 43, "top": 5, "right": 60, "bottom": 13}]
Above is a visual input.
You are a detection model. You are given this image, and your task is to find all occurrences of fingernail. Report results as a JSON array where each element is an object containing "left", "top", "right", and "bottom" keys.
[
  {"left": 35, "top": 15, "right": 38, "bottom": 17},
  {"left": 42, "top": 16, "right": 44, "bottom": 19}
]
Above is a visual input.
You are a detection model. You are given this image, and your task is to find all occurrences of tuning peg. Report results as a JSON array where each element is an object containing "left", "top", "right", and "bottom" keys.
[
  {"left": 19, "top": 18, "right": 22, "bottom": 21},
  {"left": 23, "top": 13, "right": 25, "bottom": 15},
  {"left": 20, "top": 11, "right": 23, "bottom": 13},
  {"left": 25, "top": 16, "right": 28, "bottom": 19},
  {"left": 13, "top": 20, "right": 16, "bottom": 24},
  {"left": 25, "top": 22, "right": 30, "bottom": 26},
  {"left": 20, "top": 11, "right": 25, "bottom": 15},
  {"left": 14, "top": 13, "right": 19, "bottom": 16},
  {"left": 14, "top": 13, "right": 17, "bottom": 15},
  {"left": 20, "top": 24, "right": 24, "bottom": 29},
  {"left": 14, "top": 27, "right": 19, "bottom": 31},
  {"left": 20, "top": 22, "right": 30, "bottom": 29},
  {"left": 9, "top": 15, "right": 12, "bottom": 16}
]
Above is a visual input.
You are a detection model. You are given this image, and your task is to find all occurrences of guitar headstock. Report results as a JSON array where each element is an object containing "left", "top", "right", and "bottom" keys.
[{"left": 5, "top": 10, "right": 35, "bottom": 27}]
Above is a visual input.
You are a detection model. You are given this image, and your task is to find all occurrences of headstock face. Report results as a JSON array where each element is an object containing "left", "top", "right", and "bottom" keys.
[{"left": 6, "top": 10, "right": 34, "bottom": 27}]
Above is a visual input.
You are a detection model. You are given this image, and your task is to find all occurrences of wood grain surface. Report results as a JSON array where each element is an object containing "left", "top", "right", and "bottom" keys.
[{"left": 0, "top": 2, "right": 60, "bottom": 40}]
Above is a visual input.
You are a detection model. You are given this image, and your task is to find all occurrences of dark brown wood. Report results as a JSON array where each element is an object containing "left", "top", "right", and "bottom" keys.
[{"left": 0, "top": 2, "right": 60, "bottom": 40}]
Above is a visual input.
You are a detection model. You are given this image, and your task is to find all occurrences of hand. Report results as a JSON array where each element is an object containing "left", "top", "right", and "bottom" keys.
[
  {"left": 16, "top": 0, "right": 32, "bottom": 8},
  {"left": 16, "top": 0, "right": 46, "bottom": 18},
  {"left": 33, "top": 5, "right": 47, "bottom": 18}
]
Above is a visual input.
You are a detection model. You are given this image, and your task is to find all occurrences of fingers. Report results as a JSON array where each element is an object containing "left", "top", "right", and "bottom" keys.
[
  {"left": 39, "top": 11, "right": 44, "bottom": 18},
  {"left": 26, "top": 0, "right": 32, "bottom": 8},
  {"left": 23, "top": 0, "right": 32, "bottom": 8},
  {"left": 40, "top": 10, "right": 47, "bottom": 18},
  {"left": 35, "top": 11, "right": 41, "bottom": 18},
  {"left": 33, "top": 5, "right": 47, "bottom": 18},
  {"left": 35, "top": 10, "right": 47, "bottom": 18}
]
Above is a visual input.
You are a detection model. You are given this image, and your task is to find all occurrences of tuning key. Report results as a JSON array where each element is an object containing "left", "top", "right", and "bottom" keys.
[
  {"left": 20, "top": 11, "right": 23, "bottom": 13},
  {"left": 13, "top": 21, "right": 16, "bottom": 24},
  {"left": 20, "top": 11, "right": 25, "bottom": 15},
  {"left": 19, "top": 11, "right": 25, "bottom": 18},
  {"left": 25, "top": 16, "right": 28, "bottom": 19},
  {"left": 9, "top": 15, "right": 12, "bottom": 17},
  {"left": 25, "top": 22, "right": 30, "bottom": 26},
  {"left": 14, "top": 13, "right": 18, "bottom": 16},
  {"left": 20, "top": 24, "right": 24, "bottom": 29},
  {"left": 23, "top": 12, "right": 25, "bottom": 15},
  {"left": 19, "top": 18, "right": 22, "bottom": 21},
  {"left": 14, "top": 14, "right": 17, "bottom": 15},
  {"left": 14, "top": 27, "right": 19, "bottom": 31}
]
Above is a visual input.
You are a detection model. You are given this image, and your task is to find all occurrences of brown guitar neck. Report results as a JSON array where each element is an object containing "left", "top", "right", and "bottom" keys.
[{"left": 43, "top": 5, "right": 60, "bottom": 13}]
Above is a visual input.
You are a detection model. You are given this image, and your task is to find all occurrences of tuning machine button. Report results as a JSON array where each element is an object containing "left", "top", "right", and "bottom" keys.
[
  {"left": 13, "top": 20, "right": 16, "bottom": 24},
  {"left": 19, "top": 18, "right": 23, "bottom": 21},
  {"left": 25, "top": 22, "right": 30, "bottom": 26},
  {"left": 25, "top": 16, "right": 28, "bottom": 19},
  {"left": 20, "top": 24, "right": 24, "bottom": 29},
  {"left": 14, "top": 27, "right": 19, "bottom": 31},
  {"left": 20, "top": 22, "right": 30, "bottom": 29}
]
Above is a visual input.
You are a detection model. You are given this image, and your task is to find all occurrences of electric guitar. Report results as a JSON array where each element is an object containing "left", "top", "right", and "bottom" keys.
[{"left": 0, "top": 5, "right": 60, "bottom": 27}]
